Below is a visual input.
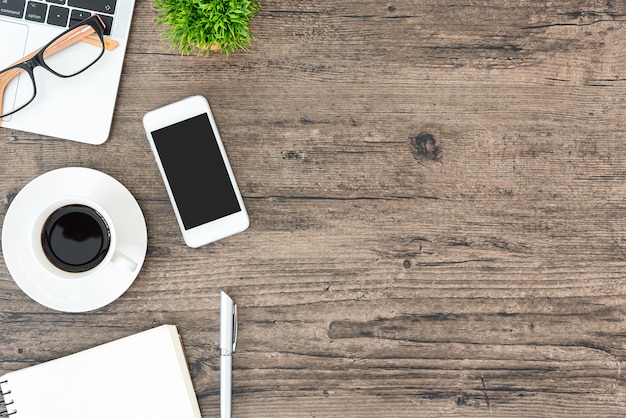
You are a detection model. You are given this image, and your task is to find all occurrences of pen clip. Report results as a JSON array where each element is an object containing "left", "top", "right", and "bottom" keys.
[{"left": 232, "top": 304, "right": 238, "bottom": 353}]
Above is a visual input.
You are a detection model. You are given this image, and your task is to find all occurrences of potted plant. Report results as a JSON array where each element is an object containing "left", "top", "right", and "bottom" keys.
[{"left": 154, "top": 0, "right": 261, "bottom": 56}]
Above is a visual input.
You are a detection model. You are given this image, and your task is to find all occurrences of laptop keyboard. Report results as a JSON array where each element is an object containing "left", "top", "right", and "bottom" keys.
[{"left": 0, "top": 0, "right": 116, "bottom": 35}]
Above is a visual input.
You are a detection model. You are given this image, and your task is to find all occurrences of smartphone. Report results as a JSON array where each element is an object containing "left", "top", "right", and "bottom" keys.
[{"left": 143, "top": 95, "right": 249, "bottom": 248}]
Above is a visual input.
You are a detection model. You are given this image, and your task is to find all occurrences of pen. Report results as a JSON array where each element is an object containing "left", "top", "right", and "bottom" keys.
[{"left": 220, "top": 291, "right": 237, "bottom": 418}]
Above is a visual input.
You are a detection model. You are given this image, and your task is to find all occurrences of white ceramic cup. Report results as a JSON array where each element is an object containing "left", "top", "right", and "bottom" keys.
[{"left": 30, "top": 197, "right": 138, "bottom": 279}]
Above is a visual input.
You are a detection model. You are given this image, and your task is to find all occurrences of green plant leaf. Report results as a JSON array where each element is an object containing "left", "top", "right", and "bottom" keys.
[{"left": 154, "top": 0, "right": 261, "bottom": 56}]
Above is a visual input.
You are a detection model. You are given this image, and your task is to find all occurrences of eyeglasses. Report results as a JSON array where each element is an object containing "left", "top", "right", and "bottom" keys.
[{"left": 0, "top": 15, "right": 119, "bottom": 123}]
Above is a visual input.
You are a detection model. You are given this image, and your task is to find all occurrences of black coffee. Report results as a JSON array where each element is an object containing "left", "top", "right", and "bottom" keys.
[{"left": 41, "top": 205, "right": 111, "bottom": 273}]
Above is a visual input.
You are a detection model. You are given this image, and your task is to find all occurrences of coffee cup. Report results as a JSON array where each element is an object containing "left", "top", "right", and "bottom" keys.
[{"left": 31, "top": 197, "right": 138, "bottom": 278}]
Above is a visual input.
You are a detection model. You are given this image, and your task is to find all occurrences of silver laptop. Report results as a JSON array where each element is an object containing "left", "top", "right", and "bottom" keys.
[{"left": 0, "top": 0, "right": 135, "bottom": 144}]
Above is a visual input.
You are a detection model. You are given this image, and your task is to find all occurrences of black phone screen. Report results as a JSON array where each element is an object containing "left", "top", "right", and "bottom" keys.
[{"left": 151, "top": 113, "right": 241, "bottom": 230}]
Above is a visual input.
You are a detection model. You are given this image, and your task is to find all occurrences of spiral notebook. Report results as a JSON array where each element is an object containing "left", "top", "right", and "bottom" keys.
[{"left": 0, "top": 325, "right": 201, "bottom": 418}]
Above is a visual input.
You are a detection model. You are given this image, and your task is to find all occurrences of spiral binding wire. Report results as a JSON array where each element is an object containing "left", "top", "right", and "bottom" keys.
[{"left": 0, "top": 380, "right": 16, "bottom": 417}]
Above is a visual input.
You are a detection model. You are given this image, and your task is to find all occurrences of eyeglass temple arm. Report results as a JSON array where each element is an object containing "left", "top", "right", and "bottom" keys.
[
  {"left": 49, "top": 33, "right": 118, "bottom": 53},
  {"left": 85, "top": 34, "right": 118, "bottom": 51},
  {"left": 0, "top": 27, "right": 118, "bottom": 125},
  {"left": 45, "top": 32, "right": 118, "bottom": 57}
]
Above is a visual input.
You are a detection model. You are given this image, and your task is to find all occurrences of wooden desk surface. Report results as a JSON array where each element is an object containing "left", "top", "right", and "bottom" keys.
[{"left": 1, "top": 1, "right": 626, "bottom": 416}]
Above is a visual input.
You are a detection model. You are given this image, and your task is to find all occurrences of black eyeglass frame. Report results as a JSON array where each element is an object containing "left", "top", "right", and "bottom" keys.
[{"left": 0, "top": 14, "right": 106, "bottom": 119}]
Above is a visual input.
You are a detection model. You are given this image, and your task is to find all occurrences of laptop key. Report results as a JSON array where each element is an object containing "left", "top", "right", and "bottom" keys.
[
  {"left": 67, "top": 0, "right": 116, "bottom": 15},
  {"left": 25, "top": 1, "right": 47, "bottom": 22},
  {"left": 98, "top": 14, "right": 112, "bottom": 35},
  {"left": 47, "top": 4, "right": 69, "bottom": 26},
  {"left": 46, "top": 0, "right": 66, "bottom": 5},
  {"left": 70, "top": 9, "right": 113, "bottom": 35},
  {"left": 69, "top": 8, "right": 89, "bottom": 23},
  {"left": 0, "top": 0, "right": 26, "bottom": 19}
]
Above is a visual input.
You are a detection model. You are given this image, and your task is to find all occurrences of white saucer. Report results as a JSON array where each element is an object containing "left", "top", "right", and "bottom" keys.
[{"left": 2, "top": 167, "right": 148, "bottom": 312}]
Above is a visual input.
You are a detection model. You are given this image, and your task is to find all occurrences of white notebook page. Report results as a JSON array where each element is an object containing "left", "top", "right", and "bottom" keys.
[{"left": 0, "top": 325, "right": 201, "bottom": 418}]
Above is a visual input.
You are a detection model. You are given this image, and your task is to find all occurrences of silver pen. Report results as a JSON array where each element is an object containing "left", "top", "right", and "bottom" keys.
[{"left": 220, "top": 291, "right": 237, "bottom": 418}]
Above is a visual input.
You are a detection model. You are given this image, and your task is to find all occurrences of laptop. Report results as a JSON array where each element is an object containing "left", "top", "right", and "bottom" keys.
[{"left": 0, "top": 0, "right": 135, "bottom": 144}]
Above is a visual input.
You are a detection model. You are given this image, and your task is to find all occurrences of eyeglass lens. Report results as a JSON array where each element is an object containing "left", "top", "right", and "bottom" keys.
[
  {"left": 43, "top": 24, "right": 104, "bottom": 76},
  {"left": 0, "top": 23, "right": 104, "bottom": 119}
]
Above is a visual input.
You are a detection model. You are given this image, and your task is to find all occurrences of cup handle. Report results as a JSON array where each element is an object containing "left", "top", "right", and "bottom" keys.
[{"left": 110, "top": 251, "right": 138, "bottom": 272}]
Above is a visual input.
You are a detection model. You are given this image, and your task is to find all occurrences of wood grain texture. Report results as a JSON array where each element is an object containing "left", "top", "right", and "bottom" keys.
[{"left": 1, "top": 0, "right": 626, "bottom": 416}]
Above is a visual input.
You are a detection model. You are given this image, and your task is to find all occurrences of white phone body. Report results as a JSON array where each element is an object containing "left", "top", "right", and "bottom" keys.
[{"left": 143, "top": 95, "right": 249, "bottom": 248}]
